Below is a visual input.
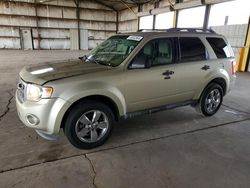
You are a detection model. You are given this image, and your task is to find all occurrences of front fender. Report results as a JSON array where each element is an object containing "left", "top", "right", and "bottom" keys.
[
  {"left": 58, "top": 81, "right": 127, "bottom": 117},
  {"left": 52, "top": 81, "right": 126, "bottom": 134}
]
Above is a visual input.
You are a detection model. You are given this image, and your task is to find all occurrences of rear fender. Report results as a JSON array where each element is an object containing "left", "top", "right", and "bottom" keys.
[{"left": 193, "top": 68, "right": 230, "bottom": 100}]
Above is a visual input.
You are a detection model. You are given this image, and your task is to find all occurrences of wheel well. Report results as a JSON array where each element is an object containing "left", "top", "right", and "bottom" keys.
[
  {"left": 61, "top": 95, "right": 120, "bottom": 129},
  {"left": 193, "top": 78, "right": 227, "bottom": 106},
  {"left": 208, "top": 78, "right": 227, "bottom": 95}
]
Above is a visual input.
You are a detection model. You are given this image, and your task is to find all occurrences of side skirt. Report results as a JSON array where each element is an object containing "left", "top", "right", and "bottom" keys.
[{"left": 121, "top": 100, "right": 198, "bottom": 120}]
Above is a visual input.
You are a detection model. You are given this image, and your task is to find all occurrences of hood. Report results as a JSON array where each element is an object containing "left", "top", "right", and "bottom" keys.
[{"left": 19, "top": 59, "right": 110, "bottom": 85}]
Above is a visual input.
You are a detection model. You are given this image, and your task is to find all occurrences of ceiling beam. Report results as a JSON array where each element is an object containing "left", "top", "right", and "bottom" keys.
[{"left": 92, "top": 0, "right": 117, "bottom": 11}]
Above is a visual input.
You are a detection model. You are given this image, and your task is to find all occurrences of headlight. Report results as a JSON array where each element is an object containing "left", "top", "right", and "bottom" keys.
[{"left": 26, "top": 84, "right": 53, "bottom": 101}]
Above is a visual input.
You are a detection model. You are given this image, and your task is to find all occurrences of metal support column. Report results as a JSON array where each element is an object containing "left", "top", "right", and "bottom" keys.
[
  {"left": 152, "top": 1, "right": 159, "bottom": 30},
  {"left": 34, "top": 0, "right": 39, "bottom": 50},
  {"left": 74, "top": 0, "right": 80, "bottom": 50},
  {"left": 173, "top": 10, "right": 178, "bottom": 28},
  {"left": 137, "top": 4, "right": 142, "bottom": 31},
  {"left": 116, "top": 11, "right": 119, "bottom": 34},
  {"left": 203, "top": 5, "right": 211, "bottom": 30},
  {"left": 174, "top": 10, "right": 179, "bottom": 28}
]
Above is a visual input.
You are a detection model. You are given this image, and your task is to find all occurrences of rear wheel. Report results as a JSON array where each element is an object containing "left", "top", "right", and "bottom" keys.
[
  {"left": 196, "top": 83, "right": 223, "bottom": 116},
  {"left": 64, "top": 100, "right": 114, "bottom": 149}
]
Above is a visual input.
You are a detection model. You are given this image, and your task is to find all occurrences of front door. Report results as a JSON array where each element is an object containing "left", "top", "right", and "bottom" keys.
[{"left": 124, "top": 38, "right": 179, "bottom": 112}]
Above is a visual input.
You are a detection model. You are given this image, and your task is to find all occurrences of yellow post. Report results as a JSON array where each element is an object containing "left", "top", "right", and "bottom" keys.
[
  {"left": 237, "top": 17, "right": 250, "bottom": 72},
  {"left": 236, "top": 48, "right": 244, "bottom": 71}
]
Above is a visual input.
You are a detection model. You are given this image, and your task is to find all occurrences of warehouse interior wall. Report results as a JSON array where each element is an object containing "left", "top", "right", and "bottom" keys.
[
  {"left": 0, "top": 0, "right": 116, "bottom": 50},
  {"left": 135, "top": 0, "right": 249, "bottom": 61},
  {"left": 118, "top": 6, "right": 138, "bottom": 33},
  {"left": 0, "top": 0, "right": 249, "bottom": 53}
]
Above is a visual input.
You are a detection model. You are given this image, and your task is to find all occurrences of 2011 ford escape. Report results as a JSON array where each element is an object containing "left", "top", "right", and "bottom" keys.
[{"left": 16, "top": 28, "right": 236, "bottom": 149}]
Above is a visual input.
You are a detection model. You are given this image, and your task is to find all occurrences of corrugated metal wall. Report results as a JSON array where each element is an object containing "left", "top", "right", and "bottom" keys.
[{"left": 0, "top": 0, "right": 117, "bottom": 50}]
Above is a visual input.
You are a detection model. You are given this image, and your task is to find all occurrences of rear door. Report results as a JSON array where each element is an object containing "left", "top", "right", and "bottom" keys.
[{"left": 172, "top": 37, "right": 215, "bottom": 101}]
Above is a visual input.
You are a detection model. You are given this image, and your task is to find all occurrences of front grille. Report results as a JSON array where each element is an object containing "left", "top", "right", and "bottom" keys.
[{"left": 17, "top": 79, "right": 27, "bottom": 103}]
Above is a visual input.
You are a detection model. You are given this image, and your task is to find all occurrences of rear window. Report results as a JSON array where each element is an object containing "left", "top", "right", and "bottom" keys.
[
  {"left": 206, "top": 37, "right": 231, "bottom": 58},
  {"left": 179, "top": 37, "right": 207, "bottom": 62}
]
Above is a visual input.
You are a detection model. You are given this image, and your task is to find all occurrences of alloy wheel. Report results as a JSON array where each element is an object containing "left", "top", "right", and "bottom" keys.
[
  {"left": 205, "top": 88, "right": 221, "bottom": 113},
  {"left": 75, "top": 110, "right": 109, "bottom": 143}
]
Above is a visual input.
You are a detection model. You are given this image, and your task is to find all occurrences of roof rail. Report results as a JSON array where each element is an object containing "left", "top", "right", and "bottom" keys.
[
  {"left": 138, "top": 29, "right": 167, "bottom": 32},
  {"left": 167, "top": 28, "right": 216, "bottom": 33},
  {"left": 138, "top": 28, "right": 216, "bottom": 34}
]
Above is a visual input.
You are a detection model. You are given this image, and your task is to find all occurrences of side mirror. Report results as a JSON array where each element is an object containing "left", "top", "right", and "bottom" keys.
[
  {"left": 129, "top": 62, "right": 145, "bottom": 69},
  {"left": 129, "top": 55, "right": 151, "bottom": 69},
  {"left": 79, "top": 55, "right": 87, "bottom": 61}
]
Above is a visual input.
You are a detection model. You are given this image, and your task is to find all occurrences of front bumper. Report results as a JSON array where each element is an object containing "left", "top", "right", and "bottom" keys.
[
  {"left": 36, "top": 130, "right": 59, "bottom": 140},
  {"left": 16, "top": 91, "right": 70, "bottom": 138}
]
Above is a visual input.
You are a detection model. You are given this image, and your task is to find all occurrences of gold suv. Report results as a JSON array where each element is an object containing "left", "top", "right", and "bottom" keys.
[{"left": 16, "top": 28, "right": 236, "bottom": 149}]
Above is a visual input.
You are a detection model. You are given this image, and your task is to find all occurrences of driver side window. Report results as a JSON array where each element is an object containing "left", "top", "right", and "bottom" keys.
[
  {"left": 129, "top": 38, "right": 176, "bottom": 69},
  {"left": 129, "top": 42, "right": 154, "bottom": 69},
  {"left": 153, "top": 39, "right": 174, "bottom": 66}
]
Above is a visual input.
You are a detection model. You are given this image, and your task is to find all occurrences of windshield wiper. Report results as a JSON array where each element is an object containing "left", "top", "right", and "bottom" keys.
[
  {"left": 79, "top": 55, "right": 112, "bottom": 67},
  {"left": 87, "top": 58, "right": 99, "bottom": 65},
  {"left": 79, "top": 55, "right": 99, "bottom": 65}
]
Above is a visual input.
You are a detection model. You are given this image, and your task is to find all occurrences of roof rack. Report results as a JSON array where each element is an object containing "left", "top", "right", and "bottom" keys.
[
  {"left": 167, "top": 28, "right": 216, "bottom": 33},
  {"left": 138, "top": 28, "right": 216, "bottom": 34},
  {"left": 138, "top": 29, "right": 168, "bottom": 32}
]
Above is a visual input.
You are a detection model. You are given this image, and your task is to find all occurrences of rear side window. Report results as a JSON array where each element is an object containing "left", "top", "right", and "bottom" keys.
[
  {"left": 179, "top": 37, "right": 207, "bottom": 62},
  {"left": 206, "top": 37, "right": 231, "bottom": 58}
]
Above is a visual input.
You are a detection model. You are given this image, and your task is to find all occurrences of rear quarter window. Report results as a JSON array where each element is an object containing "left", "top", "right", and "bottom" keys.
[
  {"left": 179, "top": 37, "right": 207, "bottom": 62},
  {"left": 206, "top": 37, "right": 232, "bottom": 58}
]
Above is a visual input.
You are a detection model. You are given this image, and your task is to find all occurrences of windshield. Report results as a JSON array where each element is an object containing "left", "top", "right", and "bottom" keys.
[{"left": 85, "top": 35, "right": 143, "bottom": 67}]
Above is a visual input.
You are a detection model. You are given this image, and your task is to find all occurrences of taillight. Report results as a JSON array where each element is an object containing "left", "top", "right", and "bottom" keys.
[{"left": 231, "top": 60, "right": 236, "bottom": 75}]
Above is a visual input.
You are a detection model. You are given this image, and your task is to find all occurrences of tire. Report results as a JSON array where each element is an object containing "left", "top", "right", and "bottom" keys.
[
  {"left": 64, "top": 100, "right": 114, "bottom": 149},
  {"left": 196, "top": 83, "right": 224, "bottom": 116}
]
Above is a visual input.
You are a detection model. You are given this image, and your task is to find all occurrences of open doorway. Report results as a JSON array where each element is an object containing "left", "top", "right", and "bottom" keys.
[{"left": 20, "top": 28, "right": 33, "bottom": 50}]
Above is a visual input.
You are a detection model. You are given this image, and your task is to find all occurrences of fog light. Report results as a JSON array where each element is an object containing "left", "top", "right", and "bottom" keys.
[{"left": 26, "top": 114, "right": 40, "bottom": 126}]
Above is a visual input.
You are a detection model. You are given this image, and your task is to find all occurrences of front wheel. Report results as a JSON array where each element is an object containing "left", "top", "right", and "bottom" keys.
[
  {"left": 64, "top": 100, "right": 114, "bottom": 149},
  {"left": 196, "top": 83, "right": 223, "bottom": 116}
]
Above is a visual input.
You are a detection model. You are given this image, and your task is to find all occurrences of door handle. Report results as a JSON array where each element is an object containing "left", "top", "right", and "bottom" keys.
[
  {"left": 162, "top": 70, "right": 174, "bottom": 76},
  {"left": 162, "top": 70, "right": 174, "bottom": 79},
  {"left": 201, "top": 65, "right": 210, "bottom": 71}
]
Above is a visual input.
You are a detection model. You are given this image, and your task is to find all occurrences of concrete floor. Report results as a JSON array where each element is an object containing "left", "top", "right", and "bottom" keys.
[{"left": 0, "top": 50, "right": 250, "bottom": 188}]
